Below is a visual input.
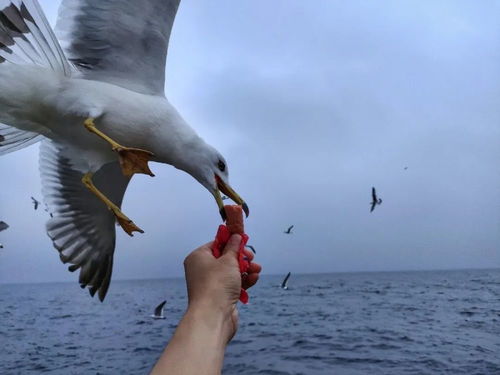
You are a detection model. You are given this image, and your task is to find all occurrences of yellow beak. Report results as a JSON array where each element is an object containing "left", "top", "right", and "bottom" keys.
[{"left": 213, "top": 175, "right": 249, "bottom": 221}]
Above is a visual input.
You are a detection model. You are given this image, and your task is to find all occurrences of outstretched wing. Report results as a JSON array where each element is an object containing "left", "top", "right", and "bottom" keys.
[
  {"left": 281, "top": 272, "right": 291, "bottom": 288},
  {"left": 55, "top": 0, "right": 181, "bottom": 95},
  {"left": 370, "top": 201, "right": 376, "bottom": 212},
  {"left": 154, "top": 300, "right": 167, "bottom": 316},
  {"left": 372, "top": 187, "right": 377, "bottom": 202},
  {"left": 40, "top": 140, "right": 130, "bottom": 301},
  {"left": 0, "top": 221, "right": 9, "bottom": 232}
]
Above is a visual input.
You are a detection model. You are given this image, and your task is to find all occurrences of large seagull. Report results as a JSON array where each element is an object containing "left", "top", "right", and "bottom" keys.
[{"left": 0, "top": 0, "right": 248, "bottom": 301}]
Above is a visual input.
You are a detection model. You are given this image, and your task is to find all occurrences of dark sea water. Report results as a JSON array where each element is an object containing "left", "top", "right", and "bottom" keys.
[{"left": 1, "top": 269, "right": 499, "bottom": 375}]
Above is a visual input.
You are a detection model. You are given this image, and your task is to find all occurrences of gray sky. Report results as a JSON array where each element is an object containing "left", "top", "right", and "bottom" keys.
[{"left": 0, "top": 0, "right": 499, "bottom": 285}]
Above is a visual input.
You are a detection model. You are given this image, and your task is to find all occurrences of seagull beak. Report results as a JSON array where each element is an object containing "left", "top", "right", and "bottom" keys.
[{"left": 213, "top": 175, "right": 249, "bottom": 221}]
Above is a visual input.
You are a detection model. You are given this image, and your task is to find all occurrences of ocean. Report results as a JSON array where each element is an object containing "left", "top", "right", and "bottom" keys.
[{"left": 1, "top": 269, "right": 499, "bottom": 374}]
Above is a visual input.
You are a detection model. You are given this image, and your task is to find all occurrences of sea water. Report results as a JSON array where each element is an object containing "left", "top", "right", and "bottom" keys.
[{"left": 1, "top": 269, "right": 499, "bottom": 374}]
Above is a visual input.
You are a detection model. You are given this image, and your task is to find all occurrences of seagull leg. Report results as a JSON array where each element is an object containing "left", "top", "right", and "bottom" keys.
[
  {"left": 83, "top": 118, "right": 155, "bottom": 178},
  {"left": 82, "top": 172, "right": 144, "bottom": 236}
]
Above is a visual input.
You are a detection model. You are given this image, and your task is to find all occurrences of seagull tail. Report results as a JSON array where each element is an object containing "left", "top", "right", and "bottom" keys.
[{"left": 0, "top": 0, "right": 72, "bottom": 156}]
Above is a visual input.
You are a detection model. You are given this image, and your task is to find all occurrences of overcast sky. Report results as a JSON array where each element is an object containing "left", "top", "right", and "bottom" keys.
[{"left": 0, "top": 0, "right": 499, "bottom": 286}]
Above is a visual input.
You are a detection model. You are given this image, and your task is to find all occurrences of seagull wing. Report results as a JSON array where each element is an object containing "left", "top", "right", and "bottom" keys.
[
  {"left": 281, "top": 272, "right": 291, "bottom": 288},
  {"left": 40, "top": 140, "right": 130, "bottom": 301},
  {"left": 55, "top": 0, "right": 181, "bottom": 95},
  {"left": 372, "top": 187, "right": 377, "bottom": 202},
  {"left": 370, "top": 201, "right": 376, "bottom": 212},
  {"left": 0, "top": 221, "right": 9, "bottom": 232},
  {"left": 154, "top": 300, "right": 167, "bottom": 316}
]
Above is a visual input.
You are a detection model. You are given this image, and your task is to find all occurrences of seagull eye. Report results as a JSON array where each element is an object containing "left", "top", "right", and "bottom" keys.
[{"left": 218, "top": 160, "right": 226, "bottom": 172}]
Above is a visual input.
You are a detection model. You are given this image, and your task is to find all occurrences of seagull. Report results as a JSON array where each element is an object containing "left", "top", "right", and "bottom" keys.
[
  {"left": 370, "top": 187, "right": 382, "bottom": 212},
  {"left": 281, "top": 272, "right": 291, "bottom": 290},
  {"left": 151, "top": 300, "right": 167, "bottom": 319},
  {"left": 404, "top": 166, "right": 408, "bottom": 170},
  {"left": 246, "top": 245, "right": 256, "bottom": 254},
  {"left": 0, "top": 0, "right": 248, "bottom": 301},
  {"left": 0, "top": 221, "right": 9, "bottom": 232},
  {"left": 31, "top": 196, "right": 40, "bottom": 210},
  {"left": 284, "top": 225, "right": 294, "bottom": 234}
]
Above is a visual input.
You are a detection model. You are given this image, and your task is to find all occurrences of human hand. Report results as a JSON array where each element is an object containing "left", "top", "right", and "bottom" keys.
[{"left": 183, "top": 234, "right": 261, "bottom": 341}]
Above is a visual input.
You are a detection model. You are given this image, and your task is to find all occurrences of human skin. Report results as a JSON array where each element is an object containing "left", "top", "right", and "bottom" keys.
[{"left": 150, "top": 234, "right": 262, "bottom": 375}]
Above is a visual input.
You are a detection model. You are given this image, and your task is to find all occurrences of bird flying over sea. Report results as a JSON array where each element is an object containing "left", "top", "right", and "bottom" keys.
[
  {"left": 151, "top": 300, "right": 167, "bottom": 319},
  {"left": 0, "top": 221, "right": 9, "bottom": 232},
  {"left": 370, "top": 187, "right": 382, "bottom": 212},
  {"left": 31, "top": 197, "right": 40, "bottom": 210},
  {"left": 246, "top": 245, "right": 256, "bottom": 254},
  {"left": 0, "top": 0, "right": 248, "bottom": 301},
  {"left": 281, "top": 272, "right": 291, "bottom": 290},
  {"left": 284, "top": 225, "right": 294, "bottom": 234}
]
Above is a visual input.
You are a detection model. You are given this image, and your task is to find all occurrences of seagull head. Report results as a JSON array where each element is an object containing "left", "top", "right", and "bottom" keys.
[{"left": 172, "top": 140, "right": 249, "bottom": 221}]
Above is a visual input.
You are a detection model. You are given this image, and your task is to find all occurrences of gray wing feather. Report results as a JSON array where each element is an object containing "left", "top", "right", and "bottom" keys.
[
  {"left": 55, "top": 0, "right": 181, "bottom": 95},
  {"left": 0, "top": 220, "right": 9, "bottom": 231},
  {"left": 40, "top": 139, "right": 130, "bottom": 301}
]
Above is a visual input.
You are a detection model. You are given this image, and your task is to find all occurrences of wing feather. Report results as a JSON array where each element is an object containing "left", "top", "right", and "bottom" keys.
[
  {"left": 40, "top": 139, "right": 130, "bottom": 301},
  {"left": 55, "top": 0, "right": 181, "bottom": 95}
]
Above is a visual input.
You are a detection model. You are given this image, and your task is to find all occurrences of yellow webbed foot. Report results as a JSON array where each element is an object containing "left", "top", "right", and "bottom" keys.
[
  {"left": 84, "top": 117, "right": 155, "bottom": 178},
  {"left": 82, "top": 172, "right": 144, "bottom": 236},
  {"left": 112, "top": 208, "right": 144, "bottom": 236},
  {"left": 114, "top": 147, "right": 155, "bottom": 178}
]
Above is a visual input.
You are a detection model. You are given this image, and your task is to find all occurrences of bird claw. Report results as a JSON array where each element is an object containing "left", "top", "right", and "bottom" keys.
[
  {"left": 114, "top": 211, "right": 144, "bottom": 236},
  {"left": 115, "top": 147, "right": 155, "bottom": 178}
]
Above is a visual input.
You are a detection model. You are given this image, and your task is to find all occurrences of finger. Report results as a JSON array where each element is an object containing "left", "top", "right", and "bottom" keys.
[
  {"left": 242, "top": 273, "right": 259, "bottom": 290},
  {"left": 243, "top": 249, "right": 254, "bottom": 262},
  {"left": 221, "top": 234, "right": 242, "bottom": 257},
  {"left": 247, "top": 262, "right": 262, "bottom": 274}
]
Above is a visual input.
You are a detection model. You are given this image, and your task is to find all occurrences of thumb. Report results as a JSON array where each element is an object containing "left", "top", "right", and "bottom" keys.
[{"left": 221, "top": 234, "right": 242, "bottom": 258}]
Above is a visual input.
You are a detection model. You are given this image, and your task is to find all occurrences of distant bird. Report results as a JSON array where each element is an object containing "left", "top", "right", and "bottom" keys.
[
  {"left": 370, "top": 187, "right": 382, "bottom": 212},
  {"left": 31, "top": 197, "right": 40, "bottom": 210},
  {"left": 151, "top": 300, "right": 167, "bottom": 319},
  {"left": 246, "top": 245, "right": 256, "bottom": 254},
  {"left": 281, "top": 272, "right": 291, "bottom": 290},
  {"left": 222, "top": 195, "right": 229, "bottom": 201},
  {"left": 284, "top": 225, "right": 294, "bottom": 234},
  {"left": 0, "top": 221, "right": 9, "bottom": 232},
  {"left": 404, "top": 166, "right": 408, "bottom": 170},
  {"left": 0, "top": 243, "right": 3, "bottom": 249}
]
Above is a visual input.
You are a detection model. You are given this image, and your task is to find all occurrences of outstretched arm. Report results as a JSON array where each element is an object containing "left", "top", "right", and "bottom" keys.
[{"left": 150, "top": 234, "right": 261, "bottom": 375}]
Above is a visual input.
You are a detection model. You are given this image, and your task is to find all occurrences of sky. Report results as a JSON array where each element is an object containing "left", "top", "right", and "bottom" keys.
[{"left": 0, "top": 0, "right": 499, "bottom": 286}]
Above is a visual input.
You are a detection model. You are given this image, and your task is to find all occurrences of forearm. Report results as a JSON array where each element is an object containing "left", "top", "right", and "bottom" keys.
[{"left": 150, "top": 305, "right": 231, "bottom": 375}]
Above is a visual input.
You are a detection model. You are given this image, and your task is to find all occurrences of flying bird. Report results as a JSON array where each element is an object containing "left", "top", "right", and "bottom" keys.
[
  {"left": 246, "top": 245, "right": 256, "bottom": 254},
  {"left": 0, "top": 221, "right": 9, "bottom": 232},
  {"left": 370, "top": 187, "right": 382, "bottom": 212},
  {"left": 284, "top": 225, "right": 294, "bottom": 234},
  {"left": 281, "top": 272, "right": 291, "bottom": 290},
  {"left": 151, "top": 300, "right": 167, "bottom": 319},
  {"left": 404, "top": 166, "right": 408, "bottom": 170},
  {"left": 31, "top": 196, "right": 40, "bottom": 210},
  {"left": 0, "top": 0, "right": 248, "bottom": 301}
]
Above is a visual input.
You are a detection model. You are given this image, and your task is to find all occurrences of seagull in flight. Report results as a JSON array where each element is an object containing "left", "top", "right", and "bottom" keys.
[
  {"left": 246, "top": 245, "right": 256, "bottom": 254},
  {"left": 284, "top": 225, "right": 294, "bottom": 234},
  {"left": 0, "top": 0, "right": 248, "bottom": 301},
  {"left": 0, "top": 221, "right": 8, "bottom": 232},
  {"left": 31, "top": 197, "right": 40, "bottom": 210},
  {"left": 370, "top": 187, "right": 382, "bottom": 212},
  {"left": 151, "top": 300, "right": 167, "bottom": 319},
  {"left": 281, "top": 272, "right": 291, "bottom": 290}
]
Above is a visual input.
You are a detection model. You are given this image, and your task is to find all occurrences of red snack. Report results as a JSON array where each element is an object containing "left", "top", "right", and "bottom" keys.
[
  {"left": 211, "top": 205, "right": 251, "bottom": 304},
  {"left": 225, "top": 205, "right": 245, "bottom": 234}
]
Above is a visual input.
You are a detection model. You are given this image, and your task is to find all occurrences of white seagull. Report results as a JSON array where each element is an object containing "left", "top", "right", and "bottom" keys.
[{"left": 0, "top": 0, "right": 248, "bottom": 301}]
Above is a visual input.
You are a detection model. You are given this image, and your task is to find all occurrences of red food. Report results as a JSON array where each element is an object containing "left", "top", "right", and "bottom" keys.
[{"left": 224, "top": 205, "right": 244, "bottom": 234}]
